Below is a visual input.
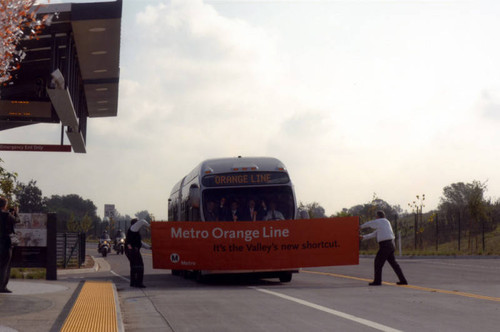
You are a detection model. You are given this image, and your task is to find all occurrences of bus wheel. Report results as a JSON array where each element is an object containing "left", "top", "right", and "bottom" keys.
[{"left": 279, "top": 272, "right": 292, "bottom": 283}]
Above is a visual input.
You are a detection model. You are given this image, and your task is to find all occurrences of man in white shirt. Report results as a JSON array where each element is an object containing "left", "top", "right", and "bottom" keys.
[{"left": 360, "top": 210, "right": 408, "bottom": 286}]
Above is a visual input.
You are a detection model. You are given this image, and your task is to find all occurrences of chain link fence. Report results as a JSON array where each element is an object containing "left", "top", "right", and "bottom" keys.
[{"left": 360, "top": 212, "right": 499, "bottom": 255}]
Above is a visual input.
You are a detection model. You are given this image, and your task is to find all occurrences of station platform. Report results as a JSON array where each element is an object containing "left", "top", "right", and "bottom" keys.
[{"left": 0, "top": 260, "right": 124, "bottom": 332}]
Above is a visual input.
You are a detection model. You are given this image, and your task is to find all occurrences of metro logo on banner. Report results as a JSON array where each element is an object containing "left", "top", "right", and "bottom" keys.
[{"left": 152, "top": 217, "right": 359, "bottom": 271}]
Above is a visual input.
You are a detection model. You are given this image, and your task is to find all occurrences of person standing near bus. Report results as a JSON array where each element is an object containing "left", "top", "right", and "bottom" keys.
[
  {"left": 125, "top": 218, "right": 151, "bottom": 288},
  {"left": 0, "top": 198, "right": 19, "bottom": 293},
  {"left": 360, "top": 210, "right": 408, "bottom": 286}
]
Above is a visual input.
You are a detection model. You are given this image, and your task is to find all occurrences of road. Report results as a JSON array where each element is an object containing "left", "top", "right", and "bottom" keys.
[{"left": 71, "top": 246, "right": 500, "bottom": 331}]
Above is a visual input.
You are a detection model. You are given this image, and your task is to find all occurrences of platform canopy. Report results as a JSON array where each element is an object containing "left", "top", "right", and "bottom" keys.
[{"left": 0, "top": 0, "right": 122, "bottom": 153}]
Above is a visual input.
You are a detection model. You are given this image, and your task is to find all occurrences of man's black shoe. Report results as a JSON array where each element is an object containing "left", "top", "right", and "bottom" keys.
[
  {"left": 369, "top": 282, "right": 381, "bottom": 286},
  {"left": 397, "top": 281, "right": 408, "bottom": 285},
  {"left": 134, "top": 284, "right": 146, "bottom": 288},
  {"left": 0, "top": 288, "right": 12, "bottom": 293}
]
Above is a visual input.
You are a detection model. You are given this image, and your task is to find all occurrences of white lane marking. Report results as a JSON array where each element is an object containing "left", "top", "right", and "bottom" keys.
[
  {"left": 252, "top": 287, "right": 402, "bottom": 332},
  {"left": 111, "top": 270, "right": 130, "bottom": 282}
]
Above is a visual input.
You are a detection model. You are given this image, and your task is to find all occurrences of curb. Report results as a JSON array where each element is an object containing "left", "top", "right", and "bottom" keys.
[
  {"left": 57, "top": 257, "right": 98, "bottom": 275},
  {"left": 112, "top": 282, "right": 125, "bottom": 332}
]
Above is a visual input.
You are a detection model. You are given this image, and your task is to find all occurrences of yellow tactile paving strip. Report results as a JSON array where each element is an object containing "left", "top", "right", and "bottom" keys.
[{"left": 61, "top": 281, "right": 118, "bottom": 332}]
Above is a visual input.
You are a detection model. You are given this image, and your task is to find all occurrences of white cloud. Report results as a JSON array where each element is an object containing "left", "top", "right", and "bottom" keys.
[
  {"left": 91, "top": 0, "right": 306, "bottom": 217},
  {"left": 4, "top": 0, "right": 500, "bottom": 219},
  {"left": 478, "top": 90, "right": 500, "bottom": 120}
]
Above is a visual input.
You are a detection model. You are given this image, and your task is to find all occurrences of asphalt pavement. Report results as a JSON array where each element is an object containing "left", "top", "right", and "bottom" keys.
[{"left": 3, "top": 254, "right": 500, "bottom": 332}]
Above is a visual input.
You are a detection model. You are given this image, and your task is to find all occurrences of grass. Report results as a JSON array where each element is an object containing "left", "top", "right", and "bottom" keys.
[
  {"left": 10, "top": 268, "right": 46, "bottom": 279},
  {"left": 10, "top": 255, "right": 95, "bottom": 280}
]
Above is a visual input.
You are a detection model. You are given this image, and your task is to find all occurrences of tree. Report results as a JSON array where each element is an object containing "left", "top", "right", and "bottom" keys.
[
  {"left": 80, "top": 214, "right": 93, "bottom": 234},
  {"left": 135, "top": 210, "right": 153, "bottom": 222},
  {"left": 45, "top": 194, "right": 99, "bottom": 232},
  {"left": 344, "top": 194, "right": 400, "bottom": 222},
  {"left": 67, "top": 213, "right": 93, "bottom": 234},
  {"left": 298, "top": 202, "right": 326, "bottom": 219},
  {"left": 15, "top": 179, "right": 45, "bottom": 212},
  {"left": 1, "top": 1, "right": 53, "bottom": 83},
  {"left": 111, "top": 211, "right": 132, "bottom": 233},
  {"left": 0, "top": 158, "right": 19, "bottom": 204},
  {"left": 333, "top": 208, "right": 352, "bottom": 217},
  {"left": 439, "top": 181, "right": 487, "bottom": 220},
  {"left": 438, "top": 180, "right": 489, "bottom": 250},
  {"left": 66, "top": 213, "right": 78, "bottom": 232}
]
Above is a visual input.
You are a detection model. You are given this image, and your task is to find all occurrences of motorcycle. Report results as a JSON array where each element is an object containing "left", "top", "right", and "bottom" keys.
[
  {"left": 114, "top": 237, "right": 125, "bottom": 255},
  {"left": 98, "top": 238, "right": 111, "bottom": 257}
]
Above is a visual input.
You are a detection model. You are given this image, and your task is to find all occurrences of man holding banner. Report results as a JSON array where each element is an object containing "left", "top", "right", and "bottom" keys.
[
  {"left": 360, "top": 210, "right": 408, "bottom": 286},
  {"left": 125, "top": 218, "right": 151, "bottom": 288}
]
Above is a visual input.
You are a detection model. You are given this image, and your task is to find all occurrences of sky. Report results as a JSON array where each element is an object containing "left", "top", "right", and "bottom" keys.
[{"left": 2, "top": 0, "right": 500, "bottom": 220}]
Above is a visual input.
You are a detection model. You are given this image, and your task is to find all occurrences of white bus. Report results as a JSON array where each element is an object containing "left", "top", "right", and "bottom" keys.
[{"left": 168, "top": 156, "right": 299, "bottom": 282}]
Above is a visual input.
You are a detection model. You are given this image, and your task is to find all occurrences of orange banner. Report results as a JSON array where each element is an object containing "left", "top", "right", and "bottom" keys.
[{"left": 151, "top": 217, "right": 359, "bottom": 271}]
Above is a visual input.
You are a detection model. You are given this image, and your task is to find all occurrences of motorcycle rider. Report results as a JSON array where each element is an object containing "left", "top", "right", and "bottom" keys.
[
  {"left": 98, "top": 230, "right": 111, "bottom": 252},
  {"left": 114, "top": 229, "right": 126, "bottom": 253},
  {"left": 115, "top": 229, "right": 125, "bottom": 241},
  {"left": 100, "top": 230, "right": 110, "bottom": 240}
]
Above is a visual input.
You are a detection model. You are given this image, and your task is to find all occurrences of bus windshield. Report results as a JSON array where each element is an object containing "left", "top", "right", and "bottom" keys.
[{"left": 202, "top": 186, "right": 295, "bottom": 222}]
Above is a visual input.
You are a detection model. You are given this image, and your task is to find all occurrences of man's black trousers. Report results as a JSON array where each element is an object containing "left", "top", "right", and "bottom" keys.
[
  {"left": 373, "top": 240, "right": 407, "bottom": 284},
  {"left": 125, "top": 247, "right": 144, "bottom": 287},
  {"left": 0, "top": 243, "right": 12, "bottom": 291}
]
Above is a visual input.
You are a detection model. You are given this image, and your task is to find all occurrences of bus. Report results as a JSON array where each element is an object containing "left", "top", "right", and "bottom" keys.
[{"left": 168, "top": 156, "right": 299, "bottom": 282}]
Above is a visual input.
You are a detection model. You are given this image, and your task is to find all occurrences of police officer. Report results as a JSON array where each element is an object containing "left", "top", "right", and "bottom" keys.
[{"left": 125, "top": 218, "right": 151, "bottom": 288}]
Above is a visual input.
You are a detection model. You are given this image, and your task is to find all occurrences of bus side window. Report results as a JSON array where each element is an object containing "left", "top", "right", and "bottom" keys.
[
  {"left": 189, "top": 186, "right": 201, "bottom": 221},
  {"left": 189, "top": 186, "right": 200, "bottom": 209},
  {"left": 191, "top": 208, "right": 201, "bottom": 221}
]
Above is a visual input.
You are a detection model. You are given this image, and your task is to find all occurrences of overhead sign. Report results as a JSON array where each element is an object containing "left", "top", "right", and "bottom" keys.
[
  {"left": 202, "top": 172, "right": 290, "bottom": 187},
  {"left": 0, "top": 100, "right": 53, "bottom": 121},
  {"left": 104, "top": 204, "right": 116, "bottom": 218},
  {"left": 152, "top": 217, "right": 359, "bottom": 271},
  {"left": 0, "top": 144, "right": 71, "bottom": 152}
]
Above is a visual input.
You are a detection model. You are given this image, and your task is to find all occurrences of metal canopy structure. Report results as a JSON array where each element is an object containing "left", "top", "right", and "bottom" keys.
[{"left": 0, "top": 0, "right": 122, "bottom": 153}]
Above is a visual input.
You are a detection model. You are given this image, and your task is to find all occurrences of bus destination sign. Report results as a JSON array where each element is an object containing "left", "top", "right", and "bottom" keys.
[{"left": 202, "top": 172, "right": 290, "bottom": 187}]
